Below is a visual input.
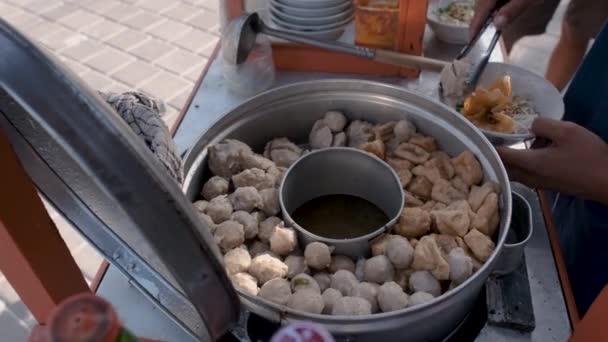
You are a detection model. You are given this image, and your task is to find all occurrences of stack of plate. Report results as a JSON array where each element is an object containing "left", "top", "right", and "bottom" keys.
[{"left": 269, "top": 0, "right": 354, "bottom": 41}]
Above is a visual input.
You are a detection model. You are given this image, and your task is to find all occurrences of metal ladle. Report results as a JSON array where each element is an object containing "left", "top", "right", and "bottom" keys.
[{"left": 224, "top": 13, "right": 448, "bottom": 71}]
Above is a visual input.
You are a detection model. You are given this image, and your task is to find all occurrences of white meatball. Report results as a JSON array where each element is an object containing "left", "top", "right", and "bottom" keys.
[
  {"left": 232, "top": 168, "right": 275, "bottom": 191},
  {"left": 264, "top": 138, "right": 303, "bottom": 168},
  {"left": 268, "top": 166, "right": 287, "bottom": 187},
  {"left": 193, "top": 200, "right": 209, "bottom": 213},
  {"left": 214, "top": 221, "right": 245, "bottom": 252},
  {"left": 229, "top": 187, "right": 263, "bottom": 212},
  {"left": 209, "top": 139, "right": 252, "bottom": 178},
  {"left": 229, "top": 272, "right": 258, "bottom": 296},
  {"left": 270, "top": 226, "right": 297, "bottom": 256},
  {"left": 201, "top": 176, "right": 229, "bottom": 200},
  {"left": 240, "top": 152, "right": 276, "bottom": 172},
  {"left": 285, "top": 255, "right": 309, "bottom": 278},
  {"left": 304, "top": 242, "right": 332, "bottom": 270},
  {"left": 323, "top": 111, "right": 348, "bottom": 132},
  {"left": 224, "top": 247, "right": 251, "bottom": 274},
  {"left": 332, "top": 297, "right": 372, "bottom": 316},
  {"left": 352, "top": 282, "right": 380, "bottom": 313},
  {"left": 248, "top": 240, "right": 270, "bottom": 258},
  {"left": 409, "top": 271, "right": 441, "bottom": 297},
  {"left": 259, "top": 278, "right": 291, "bottom": 305},
  {"left": 259, "top": 188, "right": 280, "bottom": 216},
  {"left": 332, "top": 132, "right": 347, "bottom": 147},
  {"left": 309, "top": 121, "right": 333, "bottom": 149},
  {"left": 363, "top": 255, "right": 395, "bottom": 284},
  {"left": 251, "top": 210, "right": 266, "bottom": 223},
  {"left": 408, "top": 292, "right": 435, "bottom": 307},
  {"left": 329, "top": 255, "right": 356, "bottom": 274},
  {"left": 355, "top": 258, "right": 366, "bottom": 281},
  {"left": 448, "top": 247, "right": 473, "bottom": 285},
  {"left": 287, "top": 289, "right": 325, "bottom": 314},
  {"left": 291, "top": 273, "right": 321, "bottom": 294},
  {"left": 330, "top": 270, "right": 359, "bottom": 296},
  {"left": 394, "top": 119, "right": 416, "bottom": 143},
  {"left": 258, "top": 216, "right": 282, "bottom": 242},
  {"left": 377, "top": 282, "right": 409, "bottom": 312},
  {"left": 206, "top": 195, "right": 233, "bottom": 224},
  {"left": 322, "top": 288, "right": 343, "bottom": 314},
  {"left": 313, "top": 272, "right": 331, "bottom": 292},
  {"left": 231, "top": 211, "right": 258, "bottom": 240},
  {"left": 249, "top": 254, "right": 288, "bottom": 285},
  {"left": 385, "top": 236, "right": 414, "bottom": 269},
  {"left": 195, "top": 212, "right": 216, "bottom": 235}
]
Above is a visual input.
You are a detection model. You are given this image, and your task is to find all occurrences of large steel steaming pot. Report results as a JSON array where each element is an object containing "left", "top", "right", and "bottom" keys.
[{"left": 183, "top": 80, "right": 513, "bottom": 342}]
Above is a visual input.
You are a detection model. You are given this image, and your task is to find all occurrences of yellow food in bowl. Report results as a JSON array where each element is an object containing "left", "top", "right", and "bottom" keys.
[{"left": 460, "top": 75, "right": 538, "bottom": 134}]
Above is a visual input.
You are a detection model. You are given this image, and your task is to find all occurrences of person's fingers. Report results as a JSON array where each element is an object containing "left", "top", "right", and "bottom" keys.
[
  {"left": 496, "top": 146, "right": 542, "bottom": 172},
  {"left": 530, "top": 117, "right": 574, "bottom": 143},
  {"left": 507, "top": 166, "right": 554, "bottom": 190},
  {"left": 494, "top": 0, "right": 535, "bottom": 29},
  {"left": 504, "top": 164, "right": 543, "bottom": 189},
  {"left": 470, "top": 0, "right": 497, "bottom": 38}
]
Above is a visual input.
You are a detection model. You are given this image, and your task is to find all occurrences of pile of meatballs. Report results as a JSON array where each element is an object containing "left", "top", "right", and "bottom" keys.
[{"left": 191, "top": 110, "right": 500, "bottom": 316}]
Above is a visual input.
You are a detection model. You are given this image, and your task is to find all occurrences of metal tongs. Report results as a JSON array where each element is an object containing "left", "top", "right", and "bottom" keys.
[{"left": 458, "top": 0, "right": 508, "bottom": 96}]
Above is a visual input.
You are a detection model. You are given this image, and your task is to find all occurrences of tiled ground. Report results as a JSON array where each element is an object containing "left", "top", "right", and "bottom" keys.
[
  {"left": 0, "top": 0, "right": 220, "bottom": 338},
  {"left": 0, "top": 0, "right": 566, "bottom": 339}
]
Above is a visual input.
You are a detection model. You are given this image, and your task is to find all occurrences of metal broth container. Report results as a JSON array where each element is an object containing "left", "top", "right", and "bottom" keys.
[{"left": 279, "top": 147, "right": 404, "bottom": 258}]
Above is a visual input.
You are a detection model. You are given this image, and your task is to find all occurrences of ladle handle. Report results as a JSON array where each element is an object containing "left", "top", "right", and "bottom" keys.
[
  {"left": 374, "top": 50, "right": 448, "bottom": 71},
  {"left": 260, "top": 24, "right": 447, "bottom": 71},
  {"left": 261, "top": 26, "right": 374, "bottom": 59}
]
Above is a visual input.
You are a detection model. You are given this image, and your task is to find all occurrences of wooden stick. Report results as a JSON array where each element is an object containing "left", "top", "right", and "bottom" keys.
[
  {"left": 538, "top": 190, "right": 580, "bottom": 326},
  {"left": 375, "top": 49, "right": 448, "bottom": 71}
]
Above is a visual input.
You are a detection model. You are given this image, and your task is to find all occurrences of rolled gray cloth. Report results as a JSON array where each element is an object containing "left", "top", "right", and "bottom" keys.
[{"left": 99, "top": 91, "right": 184, "bottom": 184}]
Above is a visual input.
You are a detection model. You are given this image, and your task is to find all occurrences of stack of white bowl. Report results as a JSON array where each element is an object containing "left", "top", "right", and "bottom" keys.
[{"left": 268, "top": 0, "right": 354, "bottom": 41}]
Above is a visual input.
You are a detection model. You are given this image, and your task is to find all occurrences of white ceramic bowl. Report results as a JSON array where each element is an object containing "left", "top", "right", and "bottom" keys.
[
  {"left": 268, "top": 21, "right": 348, "bottom": 40},
  {"left": 275, "top": 0, "right": 350, "bottom": 9},
  {"left": 270, "top": 4, "right": 353, "bottom": 25},
  {"left": 270, "top": 0, "right": 351, "bottom": 17},
  {"left": 271, "top": 11, "right": 354, "bottom": 31},
  {"left": 442, "top": 62, "right": 565, "bottom": 145},
  {"left": 427, "top": 0, "right": 471, "bottom": 45}
]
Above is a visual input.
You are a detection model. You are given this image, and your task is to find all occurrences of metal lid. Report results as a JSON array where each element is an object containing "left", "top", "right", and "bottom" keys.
[{"left": 0, "top": 19, "right": 239, "bottom": 340}]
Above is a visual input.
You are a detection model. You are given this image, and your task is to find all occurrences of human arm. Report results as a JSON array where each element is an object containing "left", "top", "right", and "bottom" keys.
[
  {"left": 470, "top": 0, "right": 541, "bottom": 38},
  {"left": 497, "top": 117, "right": 608, "bottom": 206}
]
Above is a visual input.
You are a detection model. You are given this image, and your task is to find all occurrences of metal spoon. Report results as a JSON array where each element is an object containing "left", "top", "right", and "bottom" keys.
[{"left": 223, "top": 13, "right": 448, "bottom": 71}]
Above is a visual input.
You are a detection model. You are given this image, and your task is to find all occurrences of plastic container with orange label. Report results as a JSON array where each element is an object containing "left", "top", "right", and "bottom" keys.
[
  {"left": 31, "top": 293, "right": 141, "bottom": 342},
  {"left": 354, "top": 0, "right": 400, "bottom": 49}
]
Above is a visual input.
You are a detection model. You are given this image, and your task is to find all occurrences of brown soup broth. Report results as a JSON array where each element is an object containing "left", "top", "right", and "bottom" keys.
[{"left": 291, "top": 194, "right": 389, "bottom": 239}]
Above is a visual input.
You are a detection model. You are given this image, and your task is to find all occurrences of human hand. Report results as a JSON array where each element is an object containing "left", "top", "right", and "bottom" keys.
[
  {"left": 497, "top": 118, "right": 608, "bottom": 205},
  {"left": 470, "top": 0, "right": 539, "bottom": 38}
]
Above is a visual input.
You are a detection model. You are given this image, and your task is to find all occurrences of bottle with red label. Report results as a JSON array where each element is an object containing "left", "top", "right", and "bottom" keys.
[
  {"left": 270, "top": 322, "right": 335, "bottom": 342},
  {"left": 31, "top": 293, "right": 141, "bottom": 342}
]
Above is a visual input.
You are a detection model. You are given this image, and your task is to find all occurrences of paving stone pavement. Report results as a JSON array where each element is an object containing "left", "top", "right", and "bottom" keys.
[
  {"left": 0, "top": 0, "right": 219, "bottom": 338},
  {"left": 0, "top": 0, "right": 567, "bottom": 339}
]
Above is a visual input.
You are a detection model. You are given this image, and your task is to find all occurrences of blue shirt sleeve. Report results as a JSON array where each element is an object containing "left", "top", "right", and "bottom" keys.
[{"left": 563, "top": 22, "right": 608, "bottom": 139}]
